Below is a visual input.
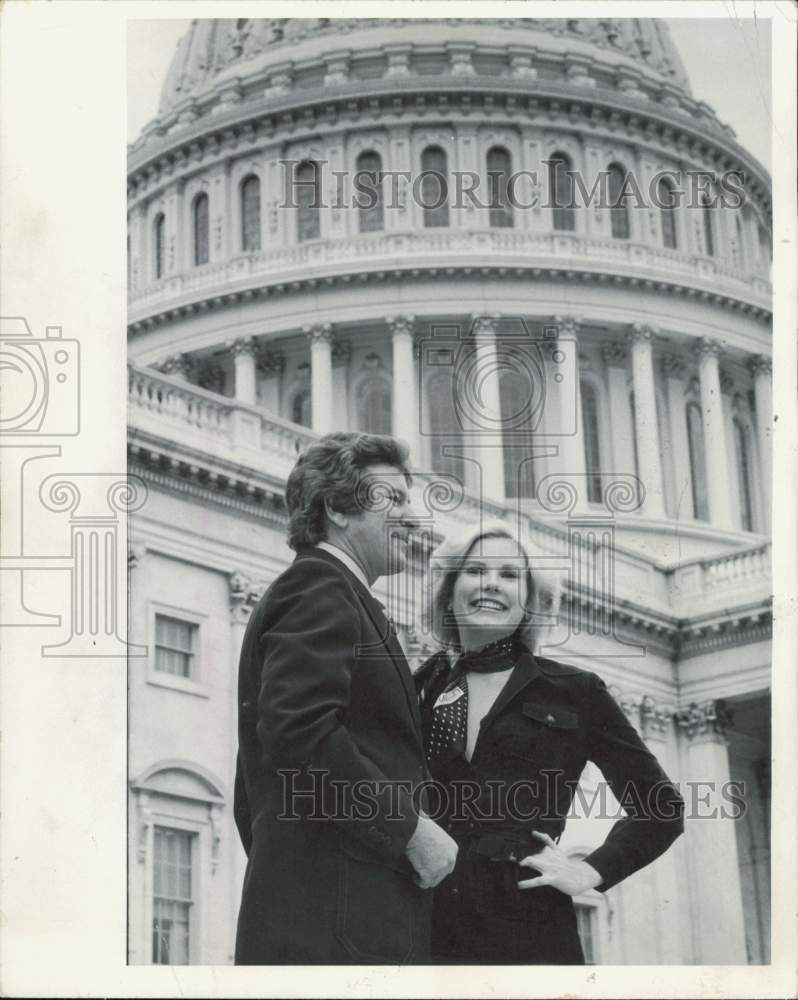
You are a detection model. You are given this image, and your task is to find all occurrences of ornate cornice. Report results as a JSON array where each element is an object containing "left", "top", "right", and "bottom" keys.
[{"left": 128, "top": 263, "right": 772, "bottom": 337}]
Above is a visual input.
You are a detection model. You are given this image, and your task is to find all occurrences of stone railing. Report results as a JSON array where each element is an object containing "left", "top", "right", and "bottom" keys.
[
  {"left": 128, "top": 229, "right": 771, "bottom": 318},
  {"left": 128, "top": 365, "right": 317, "bottom": 481},
  {"left": 666, "top": 543, "right": 771, "bottom": 615}
]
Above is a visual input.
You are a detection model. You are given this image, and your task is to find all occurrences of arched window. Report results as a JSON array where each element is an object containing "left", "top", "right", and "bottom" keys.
[
  {"left": 355, "top": 151, "right": 384, "bottom": 233},
  {"left": 192, "top": 193, "right": 209, "bottom": 266},
  {"left": 154, "top": 213, "right": 166, "bottom": 280},
  {"left": 581, "top": 380, "right": 602, "bottom": 504},
  {"left": 700, "top": 194, "right": 715, "bottom": 257},
  {"left": 500, "top": 369, "right": 535, "bottom": 499},
  {"left": 291, "top": 387, "right": 312, "bottom": 428},
  {"left": 608, "top": 163, "right": 630, "bottom": 240},
  {"left": 240, "top": 175, "right": 261, "bottom": 252},
  {"left": 427, "top": 370, "right": 464, "bottom": 482},
  {"left": 420, "top": 146, "right": 449, "bottom": 228},
  {"left": 733, "top": 417, "right": 754, "bottom": 531},
  {"left": 686, "top": 401, "right": 709, "bottom": 520},
  {"left": 758, "top": 225, "right": 770, "bottom": 271},
  {"left": 296, "top": 161, "right": 321, "bottom": 242},
  {"left": 487, "top": 146, "right": 513, "bottom": 229},
  {"left": 548, "top": 152, "right": 575, "bottom": 232},
  {"left": 356, "top": 375, "right": 391, "bottom": 434},
  {"left": 658, "top": 177, "right": 678, "bottom": 249}
]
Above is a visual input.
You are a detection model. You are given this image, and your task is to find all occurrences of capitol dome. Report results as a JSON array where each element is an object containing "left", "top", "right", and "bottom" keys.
[{"left": 127, "top": 16, "right": 772, "bottom": 968}]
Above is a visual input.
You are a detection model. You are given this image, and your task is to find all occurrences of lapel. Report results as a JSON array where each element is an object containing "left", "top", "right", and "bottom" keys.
[
  {"left": 300, "top": 548, "right": 424, "bottom": 748},
  {"left": 478, "top": 647, "right": 542, "bottom": 736}
]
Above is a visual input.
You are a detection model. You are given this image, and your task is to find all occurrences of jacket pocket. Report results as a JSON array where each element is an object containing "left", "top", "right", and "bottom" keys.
[
  {"left": 335, "top": 853, "right": 418, "bottom": 963},
  {"left": 522, "top": 703, "right": 579, "bottom": 730}
]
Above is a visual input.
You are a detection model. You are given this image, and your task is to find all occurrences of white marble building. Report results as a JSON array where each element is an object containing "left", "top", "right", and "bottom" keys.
[{"left": 127, "top": 18, "right": 771, "bottom": 965}]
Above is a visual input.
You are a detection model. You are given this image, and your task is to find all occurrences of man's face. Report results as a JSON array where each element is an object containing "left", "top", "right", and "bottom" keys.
[{"left": 345, "top": 463, "right": 414, "bottom": 582}]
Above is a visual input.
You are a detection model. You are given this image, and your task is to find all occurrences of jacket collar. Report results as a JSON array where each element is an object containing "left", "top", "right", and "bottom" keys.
[{"left": 478, "top": 646, "right": 542, "bottom": 734}]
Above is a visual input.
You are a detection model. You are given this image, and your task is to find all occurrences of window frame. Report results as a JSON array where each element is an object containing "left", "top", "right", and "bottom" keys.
[
  {"left": 148, "top": 602, "right": 209, "bottom": 697},
  {"left": 240, "top": 173, "right": 262, "bottom": 253},
  {"left": 152, "top": 825, "right": 196, "bottom": 966},
  {"left": 548, "top": 151, "right": 576, "bottom": 233},
  {"left": 420, "top": 145, "right": 450, "bottom": 229},
  {"left": 295, "top": 160, "right": 322, "bottom": 243},
  {"left": 486, "top": 145, "right": 514, "bottom": 229},
  {"left": 607, "top": 162, "right": 631, "bottom": 240},
  {"left": 192, "top": 192, "right": 210, "bottom": 267},
  {"left": 354, "top": 150, "right": 385, "bottom": 234},
  {"left": 153, "top": 212, "right": 166, "bottom": 280},
  {"left": 658, "top": 177, "right": 679, "bottom": 250}
]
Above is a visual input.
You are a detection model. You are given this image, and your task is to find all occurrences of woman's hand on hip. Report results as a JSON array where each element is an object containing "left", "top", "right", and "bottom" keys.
[{"left": 517, "top": 831, "right": 602, "bottom": 897}]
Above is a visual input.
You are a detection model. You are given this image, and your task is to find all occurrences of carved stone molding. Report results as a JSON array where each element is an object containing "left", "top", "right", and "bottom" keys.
[
  {"left": 552, "top": 315, "right": 582, "bottom": 339},
  {"left": 694, "top": 336, "right": 722, "bottom": 360},
  {"left": 229, "top": 570, "right": 267, "bottom": 624},
  {"left": 675, "top": 699, "right": 733, "bottom": 741},
  {"left": 628, "top": 321, "right": 659, "bottom": 343},
  {"left": 228, "top": 336, "right": 257, "bottom": 358},
  {"left": 748, "top": 354, "right": 772, "bottom": 379},
  {"left": 640, "top": 694, "right": 676, "bottom": 740}
]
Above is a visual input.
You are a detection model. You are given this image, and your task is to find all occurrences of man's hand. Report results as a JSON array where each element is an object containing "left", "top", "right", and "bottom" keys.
[
  {"left": 517, "top": 831, "right": 602, "bottom": 896},
  {"left": 405, "top": 813, "right": 458, "bottom": 889}
]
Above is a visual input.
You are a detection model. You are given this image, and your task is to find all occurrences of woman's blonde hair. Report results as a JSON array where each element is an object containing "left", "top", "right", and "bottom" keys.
[{"left": 422, "top": 519, "right": 563, "bottom": 653}]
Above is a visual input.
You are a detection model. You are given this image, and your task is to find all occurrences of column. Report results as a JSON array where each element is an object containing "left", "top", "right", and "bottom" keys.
[
  {"left": 602, "top": 341, "right": 637, "bottom": 482},
  {"left": 469, "top": 316, "right": 505, "bottom": 505},
  {"left": 388, "top": 314, "right": 419, "bottom": 461},
  {"left": 749, "top": 355, "right": 772, "bottom": 532},
  {"left": 660, "top": 354, "right": 690, "bottom": 519},
  {"left": 305, "top": 323, "right": 334, "bottom": 433},
  {"left": 627, "top": 324, "right": 665, "bottom": 517},
  {"left": 230, "top": 337, "right": 257, "bottom": 405},
  {"left": 696, "top": 338, "right": 733, "bottom": 529},
  {"left": 551, "top": 317, "right": 586, "bottom": 504},
  {"left": 676, "top": 701, "right": 748, "bottom": 963}
]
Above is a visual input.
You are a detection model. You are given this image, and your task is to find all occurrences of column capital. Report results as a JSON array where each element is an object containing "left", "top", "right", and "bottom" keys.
[
  {"left": 304, "top": 323, "right": 333, "bottom": 345},
  {"left": 256, "top": 347, "right": 285, "bottom": 377},
  {"left": 228, "top": 336, "right": 257, "bottom": 358},
  {"left": 694, "top": 336, "right": 722, "bottom": 360},
  {"left": 332, "top": 339, "right": 352, "bottom": 367},
  {"left": 601, "top": 340, "right": 628, "bottom": 366},
  {"left": 640, "top": 695, "right": 676, "bottom": 741},
  {"left": 659, "top": 353, "right": 688, "bottom": 380},
  {"left": 675, "top": 699, "right": 732, "bottom": 742},
  {"left": 628, "top": 322, "right": 659, "bottom": 344},
  {"left": 386, "top": 313, "right": 416, "bottom": 337},
  {"left": 748, "top": 354, "right": 772, "bottom": 379},
  {"left": 552, "top": 315, "right": 582, "bottom": 339}
]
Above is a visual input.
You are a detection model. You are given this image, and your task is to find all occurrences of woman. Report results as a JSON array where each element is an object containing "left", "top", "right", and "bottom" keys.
[{"left": 414, "top": 521, "right": 684, "bottom": 964}]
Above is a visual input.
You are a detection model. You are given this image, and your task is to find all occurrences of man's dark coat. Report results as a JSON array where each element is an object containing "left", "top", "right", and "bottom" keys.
[{"left": 234, "top": 546, "right": 431, "bottom": 964}]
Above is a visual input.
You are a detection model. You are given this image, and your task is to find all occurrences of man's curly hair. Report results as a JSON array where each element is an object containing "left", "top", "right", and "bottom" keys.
[{"left": 285, "top": 432, "right": 411, "bottom": 551}]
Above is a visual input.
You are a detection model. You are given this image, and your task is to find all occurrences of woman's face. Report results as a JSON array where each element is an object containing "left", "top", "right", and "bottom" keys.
[{"left": 450, "top": 534, "right": 529, "bottom": 652}]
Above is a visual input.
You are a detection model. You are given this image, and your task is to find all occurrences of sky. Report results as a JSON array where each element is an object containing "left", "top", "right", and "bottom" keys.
[{"left": 127, "top": 17, "right": 773, "bottom": 169}]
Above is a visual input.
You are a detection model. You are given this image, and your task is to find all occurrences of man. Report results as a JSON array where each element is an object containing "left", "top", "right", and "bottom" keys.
[{"left": 234, "top": 432, "right": 457, "bottom": 964}]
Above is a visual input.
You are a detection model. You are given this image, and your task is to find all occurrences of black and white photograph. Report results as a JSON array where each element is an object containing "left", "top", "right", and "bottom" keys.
[{"left": 1, "top": 3, "right": 797, "bottom": 998}]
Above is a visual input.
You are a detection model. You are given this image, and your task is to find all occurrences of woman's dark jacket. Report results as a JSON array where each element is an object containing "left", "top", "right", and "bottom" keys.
[{"left": 415, "top": 646, "right": 684, "bottom": 962}]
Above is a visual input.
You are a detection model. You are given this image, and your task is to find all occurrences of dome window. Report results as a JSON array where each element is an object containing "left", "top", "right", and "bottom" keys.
[
  {"left": 420, "top": 146, "right": 449, "bottom": 228},
  {"left": 192, "top": 193, "right": 209, "bottom": 267},
  {"left": 487, "top": 146, "right": 513, "bottom": 229},
  {"left": 548, "top": 152, "right": 576, "bottom": 232},
  {"left": 153, "top": 212, "right": 166, "bottom": 280},
  {"left": 295, "top": 161, "right": 321, "bottom": 242},
  {"left": 355, "top": 151, "right": 384, "bottom": 234},
  {"left": 240, "top": 175, "right": 261, "bottom": 253},
  {"left": 658, "top": 177, "right": 679, "bottom": 250},
  {"left": 699, "top": 193, "right": 715, "bottom": 257},
  {"left": 686, "top": 401, "right": 709, "bottom": 520},
  {"left": 581, "top": 380, "right": 603, "bottom": 504},
  {"left": 607, "top": 163, "right": 631, "bottom": 240},
  {"left": 733, "top": 417, "right": 754, "bottom": 531}
]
